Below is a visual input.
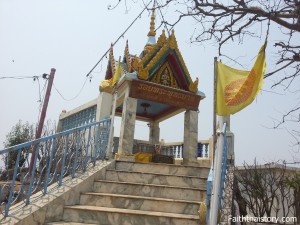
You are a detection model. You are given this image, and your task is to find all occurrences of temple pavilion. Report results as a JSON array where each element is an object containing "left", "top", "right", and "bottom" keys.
[{"left": 98, "top": 8, "right": 206, "bottom": 165}]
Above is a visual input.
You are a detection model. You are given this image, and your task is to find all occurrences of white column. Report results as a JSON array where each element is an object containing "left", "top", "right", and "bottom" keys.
[
  {"left": 183, "top": 110, "right": 198, "bottom": 165},
  {"left": 118, "top": 90, "right": 137, "bottom": 155},
  {"left": 96, "top": 92, "right": 113, "bottom": 121},
  {"left": 149, "top": 121, "right": 160, "bottom": 144},
  {"left": 106, "top": 92, "right": 118, "bottom": 159}
]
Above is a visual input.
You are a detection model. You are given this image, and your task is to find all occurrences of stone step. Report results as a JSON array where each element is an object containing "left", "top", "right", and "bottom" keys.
[
  {"left": 80, "top": 192, "right": 200, "bottom": 215},
  {"left": 63, "top": 205, "right": 200, "bottom": 225},
  {"left": 45, "top": 222, "right": 97, "bottom": 225},
  {"left": 115, "top": 161, "right": 210, "bottom": 178},
  {"left": 105, "top": 169, "right": 207, "bottom": 188},
  {"left": 93, "top": 180, "right": 206, "bottom": 202}
]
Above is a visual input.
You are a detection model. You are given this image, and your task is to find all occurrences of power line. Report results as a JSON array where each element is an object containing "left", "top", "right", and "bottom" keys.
[
  {"left": 85, "top": 0, "right": 153, "bottom": 79},
  {"left": 2, "top": 2, "right": 153, "bottom": 103},
  {"left": 56, "top": 2, "right": 153, "bottom": 103},
  {"left": 37, "top": 78, "right": 48, "bottom": 123},
  {"left": 53, "top": 77, "right": 89, "bottom": 101},
  {"left": 0, "top": 75, "right": 42, "bottom": 80}
]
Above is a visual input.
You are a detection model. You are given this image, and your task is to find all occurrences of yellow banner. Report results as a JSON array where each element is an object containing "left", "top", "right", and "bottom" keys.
[{"left": 216, "top": 42, "right": 267, "bottom": 116}]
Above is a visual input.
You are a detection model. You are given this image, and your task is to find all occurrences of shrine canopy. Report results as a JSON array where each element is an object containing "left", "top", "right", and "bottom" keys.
[{"left": 100, "top": 11, "right": 205, "bottom": 123}]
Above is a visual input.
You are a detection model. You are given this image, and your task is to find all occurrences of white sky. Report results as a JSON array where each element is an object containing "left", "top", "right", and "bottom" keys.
[{"left": 0, "top": 0, "right": 299, "bottom": 166}]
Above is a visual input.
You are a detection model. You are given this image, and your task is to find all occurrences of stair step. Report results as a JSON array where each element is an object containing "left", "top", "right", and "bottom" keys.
[
  {"left": 93, "top": 180, "right": 206, "bottom": 202},
  {"left": 105, "top": 169, "right": 207, "bottom": 188},
  {"left": 80, "top": 192, "right": 200, "bottom": 215},
  {"left": 45, "top": 222, "right": 97, "bottom": 225},
  {"left": 115, "top": 161, "right": 210, "bottom": 177},
  {"left": 63, "top": 205, "right": 200, "bottom": 225}
]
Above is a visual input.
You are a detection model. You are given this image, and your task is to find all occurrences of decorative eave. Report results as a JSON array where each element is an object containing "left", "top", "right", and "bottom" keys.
[
  {"left": 132, "top": 30, "right": 198, "bottom": 93},
  {"left": 101, "top": 9, "right": 198, "bottom": 94}
]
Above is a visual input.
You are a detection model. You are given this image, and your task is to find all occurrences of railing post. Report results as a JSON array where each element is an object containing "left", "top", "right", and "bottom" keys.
[
  {"left": 26, "top": 144, "right": 40, "bottom": 205},
  {"left": 72, "top": 131, "right": 81, "bottom": 178},
  {"left": 5, "top": 150, "right": 21, "bottom": 217},
  {"left": 59, "top": 134, "right": 69, "bottom": 186},
  {"left": 205, "top": 144, "right": 209, "bottom": 157},
  {"left": 83, "top": 127, "right": 92, "bottom": 172},
  {"left": 44, "top": 137, "right": 56, "bottom": 194}
]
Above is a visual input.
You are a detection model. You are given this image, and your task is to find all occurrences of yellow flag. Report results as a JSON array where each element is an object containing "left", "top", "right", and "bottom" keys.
[
  {"left": 112, "top": 57, "right": 122, "bottom": 86},
  {"left": 216, "top": 42, "right": 267, "bottom": 116}
]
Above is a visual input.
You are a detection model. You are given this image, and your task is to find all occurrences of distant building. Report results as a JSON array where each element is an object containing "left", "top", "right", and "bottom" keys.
[{"left": 234, "top": 162, "right": 299, "bottom": 224}]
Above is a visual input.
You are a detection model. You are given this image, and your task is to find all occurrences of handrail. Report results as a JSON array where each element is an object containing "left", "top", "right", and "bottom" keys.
[
  {"left": 206, "top": 122, "right": 228, "bottom": 225},
  {"left": 0, "top": 118, "right": 111, "bottom": 217}
]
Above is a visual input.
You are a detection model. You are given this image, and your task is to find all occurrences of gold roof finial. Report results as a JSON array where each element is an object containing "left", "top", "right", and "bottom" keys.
[{"left": 147, "top": 2, "right": 156, "bottom": 37}]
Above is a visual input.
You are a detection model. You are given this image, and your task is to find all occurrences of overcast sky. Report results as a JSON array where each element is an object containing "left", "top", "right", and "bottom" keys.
[{"left": 0, "top": 0, "right": 299, "bottom": 166}]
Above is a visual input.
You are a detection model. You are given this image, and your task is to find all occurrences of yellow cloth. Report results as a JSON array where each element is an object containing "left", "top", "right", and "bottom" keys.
[
  {"left": 134, "top": 152, "right": 152, "bottom": 163},
  {"left": 198, "top": 202, "right": 206, "bottom": 224},
  {"left": 216, "top": 42, "right": 267, "bottom": 115}
]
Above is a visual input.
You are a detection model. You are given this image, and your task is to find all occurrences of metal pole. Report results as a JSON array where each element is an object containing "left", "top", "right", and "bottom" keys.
[
  {"left": 29, "top": 68, "right": 56, "bottom": 173},
  {"left": 213, "top": 57, "right": 218, "bottom": 163},
  {"left": 209, "top": 117, "right": 226, "bottom": 225}
]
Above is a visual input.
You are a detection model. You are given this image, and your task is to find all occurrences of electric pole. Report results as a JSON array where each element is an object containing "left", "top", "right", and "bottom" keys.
[{"left": 29, "top": 68, "right": 56, "bottom": 173}]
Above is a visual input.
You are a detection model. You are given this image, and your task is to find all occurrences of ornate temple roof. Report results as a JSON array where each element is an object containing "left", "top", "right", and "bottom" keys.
[{"left": 100, "top": 7, "right": 199, "bottom": 94}]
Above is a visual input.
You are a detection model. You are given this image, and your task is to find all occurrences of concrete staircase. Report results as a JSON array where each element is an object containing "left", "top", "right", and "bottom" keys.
[{"left": 45, "top": 160, "right": 209, "bottom": 225}]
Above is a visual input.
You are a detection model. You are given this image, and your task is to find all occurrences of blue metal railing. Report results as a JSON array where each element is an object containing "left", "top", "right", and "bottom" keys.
[
  {"left": 0, "top": 118, "right": 110, "bottom": 217},
  {"left": 205, "top": 123, "right": 228, "bottom": 224}
]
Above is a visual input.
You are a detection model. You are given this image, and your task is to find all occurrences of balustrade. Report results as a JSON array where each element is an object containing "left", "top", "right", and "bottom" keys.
[{"left": 0, "top": 119, "right": 110, "bottom": 217}]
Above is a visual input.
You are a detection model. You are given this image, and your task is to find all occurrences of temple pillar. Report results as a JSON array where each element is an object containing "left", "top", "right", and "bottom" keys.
[
  {"left": 96, "top": 92, "right": 113, "bottom": 121},
  {"left": 118, "top": 92, "right": 137, "bottom": 155},
  {"left": 183, "top": 110, "right": 198, "bottom": 165},
  {"left": 149, "top": 121, "right": 160, "bottom": 144}
]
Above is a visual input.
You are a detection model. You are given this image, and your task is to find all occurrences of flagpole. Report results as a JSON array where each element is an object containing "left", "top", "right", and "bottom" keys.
[{"left": 213, "top": 56, "right": 217, "bottom": 163}]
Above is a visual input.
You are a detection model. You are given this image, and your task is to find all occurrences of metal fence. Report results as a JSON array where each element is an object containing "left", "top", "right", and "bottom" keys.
[
  {"left": 112, "top": 138, "right": 210, "bottom": 159},
  {"left": 0, "top": 119, "right": 110, "bottom": 217}
]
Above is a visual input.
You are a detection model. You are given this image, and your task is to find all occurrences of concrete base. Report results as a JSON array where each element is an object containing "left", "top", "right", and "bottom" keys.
[
  {"left": 114, "top": 154, "right": 135, "bottom": 162},
  {"left": 174, "top": 158, "right": 211, "bottom": 168}
]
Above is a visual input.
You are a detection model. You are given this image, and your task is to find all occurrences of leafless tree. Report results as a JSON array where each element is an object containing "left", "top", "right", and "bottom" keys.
[
  {"left": 235, "top": 160, "right": 298, "bottom": 224},
  {"left": 163, "top": 0, "right": 300, "bottom": 145},
  {"left": 151, "top": 0, "right": 300, "bottom": 81}
]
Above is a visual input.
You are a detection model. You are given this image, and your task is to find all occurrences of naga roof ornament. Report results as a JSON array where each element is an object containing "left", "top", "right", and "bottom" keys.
[{"left": 123, "top": 40, "right": 132, "bottom": 73}]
